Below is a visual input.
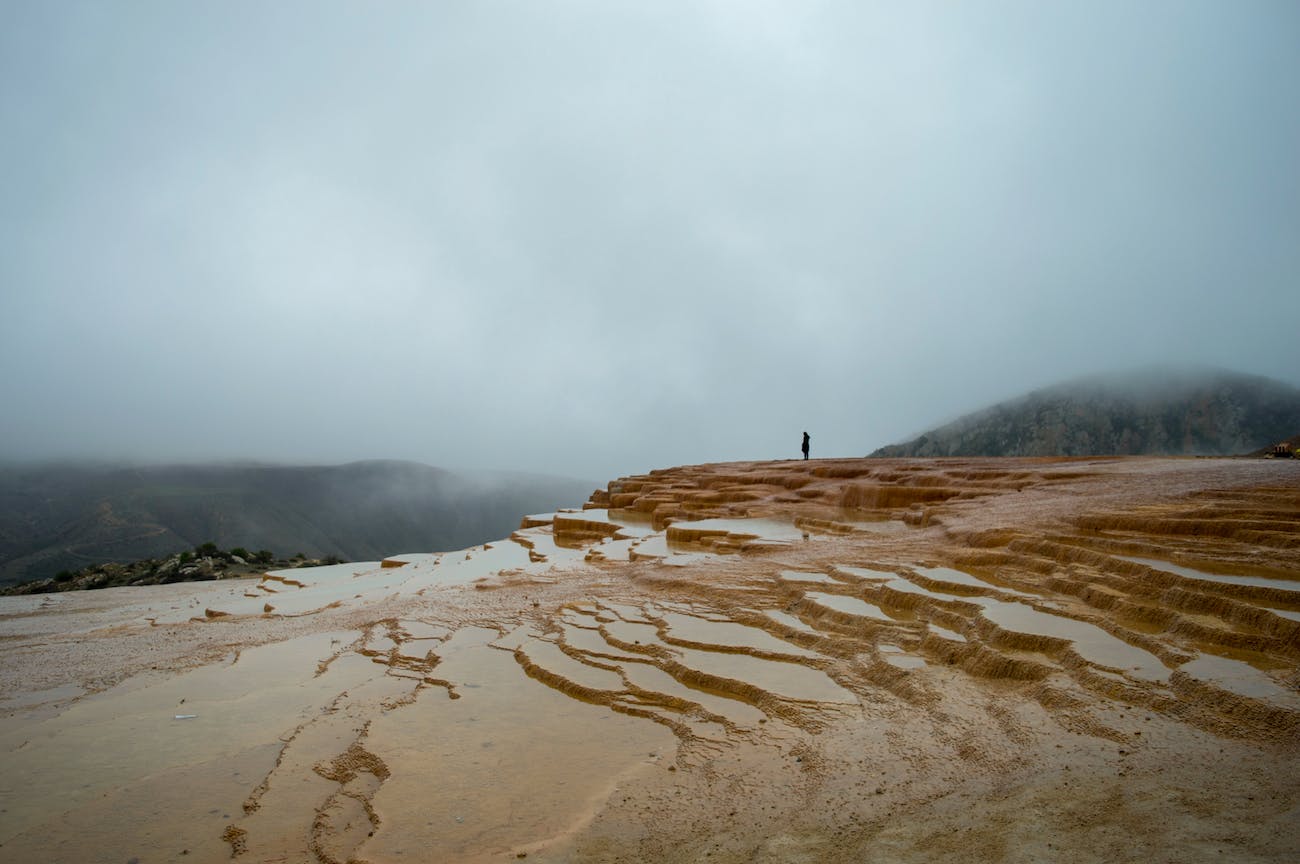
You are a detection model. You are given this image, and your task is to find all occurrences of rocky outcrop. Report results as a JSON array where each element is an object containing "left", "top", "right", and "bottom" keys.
[{"left": 0, "top": 546, "right": 337, "bottom": 595}]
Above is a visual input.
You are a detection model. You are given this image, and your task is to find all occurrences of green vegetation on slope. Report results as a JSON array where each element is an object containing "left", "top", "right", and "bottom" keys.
[{"left": 871, "top": 368, "right": 1300, "bottom": 458}]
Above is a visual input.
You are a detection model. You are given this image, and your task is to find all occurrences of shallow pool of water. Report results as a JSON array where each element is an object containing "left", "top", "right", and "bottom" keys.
[
  {"left": 911, "top": 566, "right": 1029, "bottom": 596},
  {"left": 779, "top": 570, "right": 840, "bottom": 584},
  {"left": 618, "top": 660, "right": 767, "bottom": 727},
  {"left": 358, "top": 628, "right": 671, "bottom": 862},
  {"left": 658, "top": 611, "right": 819, "bottom": 658},
  {"left": 971, "top": 598, "right": 1169, "bottom": 681},
  {"left": 831, "top": 565, "right": 897, "bottom": 582},
  {"left": 668, "top": 645, "right": 856, "bottom": 704},
  {"left": 667, "top": 518, "right": 806, "bottom": 545},
  {"left": 878, "top": 645, "right": 927, "bottom": 670},
  {"left": 763, "top": 609, "right": 822, "bottom": 636},
  {"left": 805, "top": 592, "right": 911, "bottom": 623},
  {"left": 1180, "top": 654, "right": 1300, "bottom": 705},
  {"left": 1118, "top": 556, "right": 1300, "bottom": 593}
]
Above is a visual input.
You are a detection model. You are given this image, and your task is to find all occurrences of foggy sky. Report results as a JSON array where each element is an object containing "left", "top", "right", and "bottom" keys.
[{"left": 2, "top": 1, "right": 1297, "bottom": 483}]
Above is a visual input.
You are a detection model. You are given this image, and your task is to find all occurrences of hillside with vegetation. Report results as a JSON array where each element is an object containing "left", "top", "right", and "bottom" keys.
[
  {"left": 871, "top": 368, "right": 1300, "bottom": 458},
  {"left": 0, "top": 460, "right": 593, "bottom": 588}
]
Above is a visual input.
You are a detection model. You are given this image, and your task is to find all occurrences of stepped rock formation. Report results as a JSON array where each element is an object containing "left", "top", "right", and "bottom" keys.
[
  {"left": 1, "top": 456, "right": 1298, "bottom": 862},
  {"left": 872, "top": 368, "right": 1300, "bottom": 458}
]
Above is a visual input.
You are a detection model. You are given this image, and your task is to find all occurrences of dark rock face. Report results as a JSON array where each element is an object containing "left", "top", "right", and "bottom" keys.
[{"left": 872, "top": 368, "right": 1300, "bottom": 458}]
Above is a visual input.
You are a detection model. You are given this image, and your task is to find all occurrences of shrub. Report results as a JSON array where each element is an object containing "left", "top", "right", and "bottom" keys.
[
  {"left": 231, "top": 547, "right": 250, "bottom": 560},
  {"left": 54, "top": 570, "right": 76, "bottom": 583}
]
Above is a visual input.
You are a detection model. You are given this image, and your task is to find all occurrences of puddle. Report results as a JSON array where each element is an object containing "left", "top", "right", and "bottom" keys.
[
  {"left": 559, "top": 623, "right": 647, "bottom": 661},
  {"left": 832, "top": 565, "right": 899, "bottom": 582},
  {"left": 667, "top": 517, "right": 806, "bottom": 547},
  {"left": 588, "top": 537, "right": 637, "bottom": 561},
  {"left": 764, "top": 609, "right": 822, "bottom": 636},
  {"left": 1180, "top": 654, "right": 1300, "bottom": 705},
  {"left": 778, "top": 570, "right": 840, "bottom": 584},
  {"left": 928, "top": 624, "right": 968, "bottom": 643},
  {"left": 0, "top": 631, "right": 377, "bottom": 861},
  {"left": 192, "top": 562, "right": 420, "bottom": 617},
  {"left": 602, "top": 619, "right": 664, "bottom": 650},
  {"left": 2, "top": 742, "right": 284, "bottom": 863},
  {"left": 911, "top": 566, "right": 1027, "bottom": 596},
  {"left": 265, "top": 562, "right": 385, "bottom": 588},
  {"left": 881, "top": 578, "right": 964, "bottom": 600},
  {"left": 398, "top": 619, "right": 452, "bottom": 641},
  {"left": 518, "top": 638, "right": 627, "bottom": 694},
  {"left": 618, "top": 660, "right": 767, "bottom": 727},
  {"left": 0, "top": 682, "right": 85, "bottom": 713},
  {"left": 599, "top": 603, "right": 655, "bottom": 624},
  {"left": 612, "top": 523, "right": 659, "bottom": 539},
  {"left": 668, "top": 646, "right": 855, "bottom": 704},
  {"left": 402, "top": 542, "right": 534, "bottom": 588},
  {"left": 805, "top": 592, "right": 912, "bottom": 623},
  {"left": 516, "top": 527, "right": 592, "bottom": 564},
  {"left": 356, "top": 628, "right": 671, "bottom": 862},
  {"left": 1266, "top": 607, "right": 1300, "bottom": 622},
  {"left": 1118, "top": 556, "right": 1300, "bottom": 593},
  {"left": 658, "top": 611, "right": 819, "bottom": 658},
  {"left": 971, "top": 598, "right": 1169, "bottom": 681},
  {"left": 879, "top": 645, "right": 927, "bottom": 671},
  {"left": 596, "top": 612, "right": 851, "bottom": 704},
  {"left": 629, "top": 535, "right": 670, "bottom": 559}
]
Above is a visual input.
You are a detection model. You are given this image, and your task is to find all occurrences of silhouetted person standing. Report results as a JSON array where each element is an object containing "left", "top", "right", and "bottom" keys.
[{"left": 801, "top": 431, "right": 810, "bottom": 460}]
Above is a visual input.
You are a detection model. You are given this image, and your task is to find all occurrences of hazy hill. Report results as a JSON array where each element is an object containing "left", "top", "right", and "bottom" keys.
[
  {"left": 0, "top": 460, "right": 594, "bottom": 588},
  {"left": 871, "top": 368, "right": 1300, "bottom": 459}
]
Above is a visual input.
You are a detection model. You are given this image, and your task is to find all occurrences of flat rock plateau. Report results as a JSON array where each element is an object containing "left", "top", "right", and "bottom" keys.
[{"left": 1, "top": 457, "right": 1298, "bottom": 863}]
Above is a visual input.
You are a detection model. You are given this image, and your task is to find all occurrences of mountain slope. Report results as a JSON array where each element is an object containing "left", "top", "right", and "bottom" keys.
[
  {"left": 871, "top": 368, "right": 1300, "bottom": 458},
  {"left": 0, "top": 460, "right": 594, "bottom": 587}
]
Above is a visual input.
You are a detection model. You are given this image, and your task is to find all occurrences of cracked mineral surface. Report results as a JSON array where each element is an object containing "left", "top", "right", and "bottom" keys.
[{"left": 1, "top": 457, "right": 1298, "bottom": 862}]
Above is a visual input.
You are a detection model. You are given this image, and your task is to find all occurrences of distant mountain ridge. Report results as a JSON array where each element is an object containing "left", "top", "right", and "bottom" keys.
[
  {"left": 0, "top": 460, "right": 594, "bottom": 587},
  {"left": 871, "top": 368, "right": 1300, "bottom": 458}
]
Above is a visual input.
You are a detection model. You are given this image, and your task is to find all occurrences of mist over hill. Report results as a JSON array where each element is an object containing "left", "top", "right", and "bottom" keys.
[
  {"left": 871, "top": 368, "right": 1300, "bottom": 459},
  {"left": 0, "top": 460, "right": 594, "bottom": 588}
]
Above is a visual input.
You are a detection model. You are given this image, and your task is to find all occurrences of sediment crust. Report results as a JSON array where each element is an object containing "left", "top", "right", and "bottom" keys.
[{"left": 1, "top": 456, "right": 1297, "bottom": 863}]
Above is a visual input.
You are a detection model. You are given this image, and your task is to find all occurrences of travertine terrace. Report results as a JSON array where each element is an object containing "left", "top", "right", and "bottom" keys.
[{"left": 1, "top": 457, "right": 1298, "bottom": 862}]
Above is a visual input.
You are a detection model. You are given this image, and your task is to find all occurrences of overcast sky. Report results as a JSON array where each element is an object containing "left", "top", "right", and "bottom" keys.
[{"left": 1, "top": 1, "right": 1297, "bottom": 482}]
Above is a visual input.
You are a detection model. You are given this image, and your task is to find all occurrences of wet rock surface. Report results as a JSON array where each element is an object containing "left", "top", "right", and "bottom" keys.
[{"left": 1, "top": 457, "right": 1298, "bottom": 862}]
